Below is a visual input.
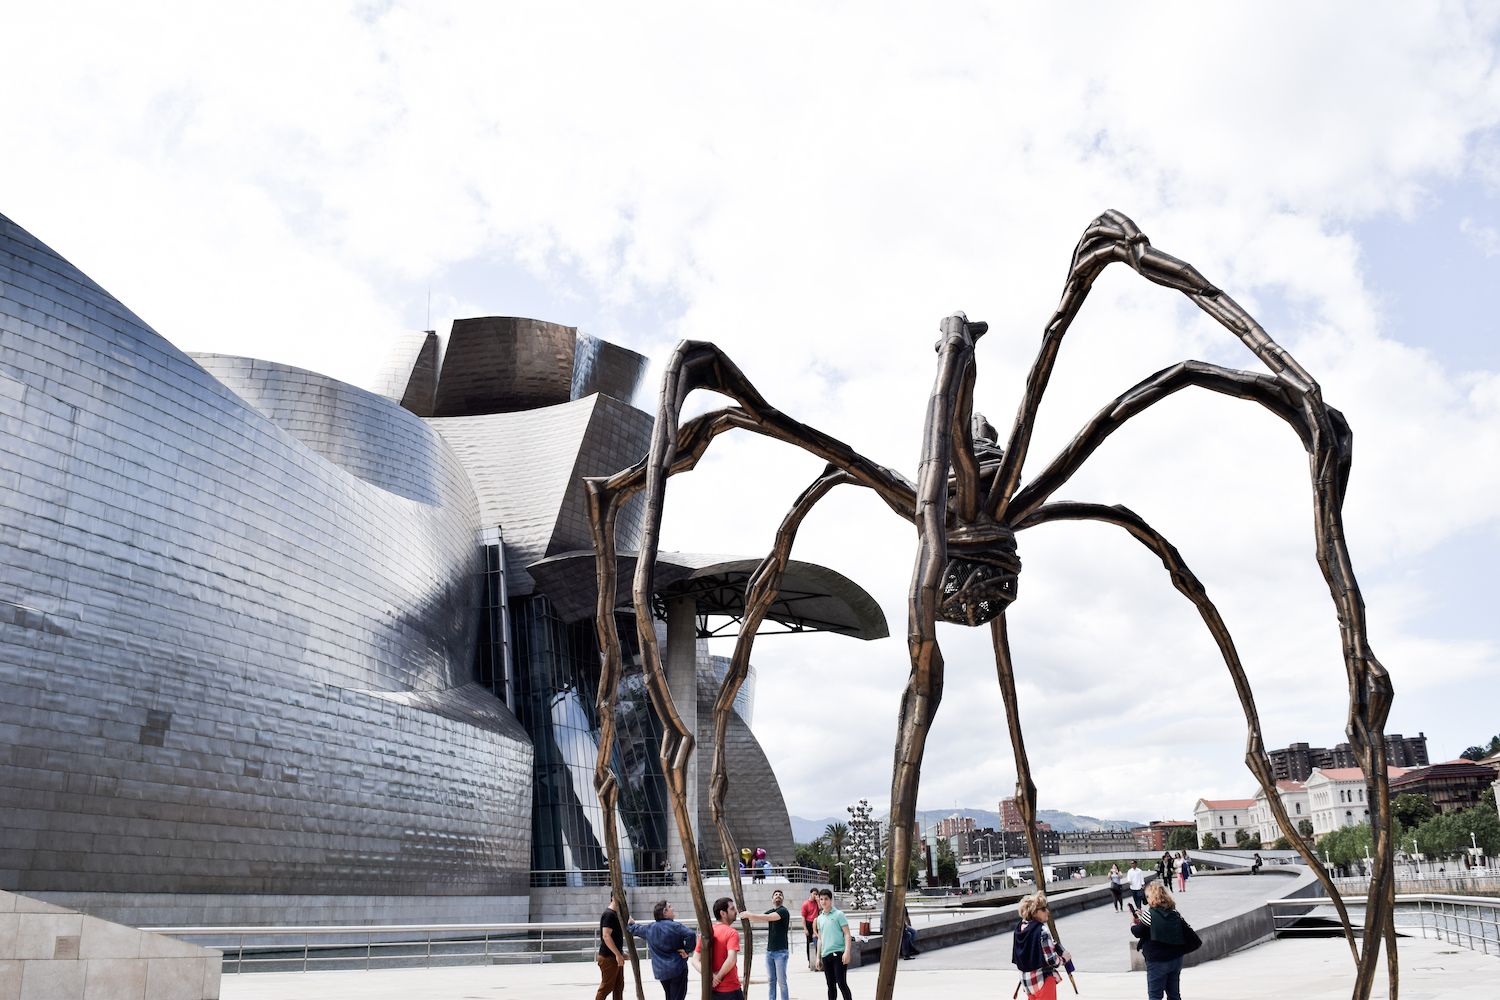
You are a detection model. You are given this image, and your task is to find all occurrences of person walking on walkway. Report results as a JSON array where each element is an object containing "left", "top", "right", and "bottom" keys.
[
  {"left": 627, "top": 900, "right": 697, "bottom": 1000},
  {"left": 1012, "top": 893, "right": 1072, "bottom": 1000},
  {"left": 1108, "top": 863, "right": 1126, "bottom": 912},
  {"left": 801, "top": 888, "right": 821, "bottom": 970},
  {"left": 813, "top": 888, "right": 854, "bottom": 1000},
  {"left": 1178, "top": 854, "right": 1191, "bottom": 892},
  {"left": 1129, "top": 882, "right": 1201, "bottom": 1000},
  {"left": 693, "top": 897, "right": 744, "bottom": 1000},
  {"left": 1125, "top": 860, "right": 1147, "bottom": 910},
  {"left": 596, "top": 895, "right": 625, "bottom": 1000}
]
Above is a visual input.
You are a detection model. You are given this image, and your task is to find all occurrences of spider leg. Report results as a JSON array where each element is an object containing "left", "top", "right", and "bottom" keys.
[
  {"left": 587, "top": 340, "right": 918, "bottom": 986},
  {"left": 1007, "top": 360, "right": 1304, "bottom": 523},
  {"left": 1019, "top": 501, "right": 1362, "bottom": 963},
  {"left": 584, "top": 481, "right": 648, "bottom": 1000},
  {"left": 706, "top": 466, "right": 856, "bottom": 988},
  {"left": 874, "top": 312, "right": 987, "bottom": 1000},
  {"left": 991, "top": 213, "right": 1396, "bottom": 1000},
  {"left": 1009, "top": 362, "right": 1397, "bottom": 995},
  {"left": 988, "top": 613, "right": 1072, "bottom": 963},
  {"left": 988, "top": 209, "right": 1315, "bottom": 519}
]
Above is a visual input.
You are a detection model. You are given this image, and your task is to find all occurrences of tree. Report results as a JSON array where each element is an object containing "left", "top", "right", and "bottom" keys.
[
  {"left": 1321, "top": 823, "right": 1374, "bottom": 866},
  {"left": 1410, "top": 801, "right": 1500, "bottom": 858},
  {"left": 1201, "top": 833, "right": 1220, "bottom": 850},
  {"left": 935, "top": 836, "right": 958, "bottom": 886},
  {"left": 1246, "top": 833, "right": 1263, "bottom": 850},
  {"left": 1166, "top": 827, "right": 1197, "bottom": 852},
  {"left": 824, "top": 822, "right": 848, "bottom": 865},
  {"left": 1392, "top": 793, "right": 1436, "bottom": 831},
  {"left": 874, "top": 826, "right": 922, "bottom": 889},
  {"left": 1460, "top": 734, "right": 1500, "bottom": 761},
  {"left": 1234, "top": 828, "right": 1252, "bottom": 848},
  {"left": 1297, "top": 818, "right": 1314, "bottom": 839},
  {"left": 1272, "top": 835, "right": 1292, "bottom": 851}
]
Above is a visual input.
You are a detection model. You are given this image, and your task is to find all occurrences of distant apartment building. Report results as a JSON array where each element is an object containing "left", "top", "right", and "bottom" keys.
[
  {"left": 954, "top": 826, "right": 1002, "bottom": 861},
  {"left": 1132, "top": 821, "right": 1196, "bottom": 852},
  {"left": 1249, "top": 780, "right": 1310, "bottom": 843},
  {"left": 1193, "top": 798, "right": 1254, "bottom": 846},
  {"left": 1268, "top": 734, "right": 1428, "bottom": 782},
  {"left": 1000, "top": 797, "right": 1025, "bottom": 832},
  {"left": 1059, "top": 829, "right": 1140, "bottom": 854},
  {"left": 962, "top": 819, "right": 1059, "bottom": 859},
  {"left": 1002, "top": 827, "right": 1059, "bottom": 857},
  {"left": 1305, "top": 766, "right": 1409, "bottom": 837},
  {"left": 936, "top": 815, "right": 976, "bottom": 839},
  {"left": 1390, "top": 759, "right": 1496, "bottom": 814}
]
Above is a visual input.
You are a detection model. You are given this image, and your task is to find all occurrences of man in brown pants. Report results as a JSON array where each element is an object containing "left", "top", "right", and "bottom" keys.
[{"left": 597, "top": 895, "right": 625, "bottom": 1000}]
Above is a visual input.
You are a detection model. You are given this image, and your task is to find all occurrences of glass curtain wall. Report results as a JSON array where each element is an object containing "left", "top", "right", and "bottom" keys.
[{"left": 503, "top": 594, "right": 671, "bottom": 883}]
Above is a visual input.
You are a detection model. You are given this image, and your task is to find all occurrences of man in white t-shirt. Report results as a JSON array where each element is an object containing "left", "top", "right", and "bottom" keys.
[{"left": 1125, "top": 860, "right": 1147, "bottom": 910}]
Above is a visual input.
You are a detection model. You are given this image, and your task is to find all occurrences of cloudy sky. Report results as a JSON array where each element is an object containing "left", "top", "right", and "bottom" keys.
[{"left": 4, "top": 3, "right": 1498, "bottom": 827}]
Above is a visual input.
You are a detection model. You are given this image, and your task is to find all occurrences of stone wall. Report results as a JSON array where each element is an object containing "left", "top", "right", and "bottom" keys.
[{"left": 0, "top": 889, "right": 220, "bottom": 999}]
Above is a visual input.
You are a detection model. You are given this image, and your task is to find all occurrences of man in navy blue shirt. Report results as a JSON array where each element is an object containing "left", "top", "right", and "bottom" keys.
[{"left": 628, "top": 899, "right": 698, "bottom": 1000}]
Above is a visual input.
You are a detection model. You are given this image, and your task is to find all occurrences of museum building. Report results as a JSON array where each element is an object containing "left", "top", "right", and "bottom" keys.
[{"left": 0, "top": 213, "right": 885, "bottom": 927}]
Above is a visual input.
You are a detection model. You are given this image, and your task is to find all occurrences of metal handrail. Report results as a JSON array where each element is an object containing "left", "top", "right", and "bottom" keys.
[
  {"left": 153, "top": 909, "right": 839, "bottom": 975},
  {"left": 528, "top": 864, "right": 829, "bottom": 887},
  {"left": 1268, "top": 892, "right": 1500, "bottom": 956},
  {"left": 148, "top": 920, "right": 607, "bottom": 975}
]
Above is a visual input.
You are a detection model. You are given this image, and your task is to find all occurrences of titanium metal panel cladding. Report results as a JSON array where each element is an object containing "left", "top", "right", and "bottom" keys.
[{"left": 0, "top": 213, "right": 533, "bottom": 902}]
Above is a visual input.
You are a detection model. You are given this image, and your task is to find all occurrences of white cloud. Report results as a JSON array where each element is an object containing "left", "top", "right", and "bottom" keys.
[
  {"left": 1459, "top": 216, "right": 1500, "bottom": 256},
  {"left": 2, "top": 2, "right": 1498, "bottom": 825}
]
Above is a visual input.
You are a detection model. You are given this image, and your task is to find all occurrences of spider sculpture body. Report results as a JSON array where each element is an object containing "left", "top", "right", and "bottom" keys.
[{"left": 587, "top": 211, "right": 1396, "bottom": 1000}]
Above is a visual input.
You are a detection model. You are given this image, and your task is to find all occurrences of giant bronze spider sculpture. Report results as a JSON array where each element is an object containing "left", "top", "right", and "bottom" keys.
[{"left": 587, "top": 211, "right": 1396, "bottom": 1000}]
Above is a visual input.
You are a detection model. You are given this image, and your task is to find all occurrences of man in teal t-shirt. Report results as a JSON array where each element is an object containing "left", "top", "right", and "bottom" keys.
[{"left": 813, "top": 888, "right": 853, "bottom": 1000}]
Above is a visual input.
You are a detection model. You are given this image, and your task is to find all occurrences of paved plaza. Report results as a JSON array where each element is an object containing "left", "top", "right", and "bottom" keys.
[
  {"left": 217, "top": 936, "right": 1494, "bottom": 999},
  {"left": 220, "top": 875, "right": 1498, "bottom": 999}
]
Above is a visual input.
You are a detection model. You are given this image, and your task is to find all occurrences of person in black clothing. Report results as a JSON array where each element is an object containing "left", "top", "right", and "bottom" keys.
[
  {"left": 1129, "top": 883, "right": 1200, "bottom": 1000},
  {"left": 597, "top": 896, "right": 625, "bottom": 1000}
]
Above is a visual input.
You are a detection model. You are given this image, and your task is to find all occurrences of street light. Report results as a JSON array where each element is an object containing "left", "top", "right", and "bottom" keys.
[{"left": 834, "top": 861, "right": 847, "bottom": 892}]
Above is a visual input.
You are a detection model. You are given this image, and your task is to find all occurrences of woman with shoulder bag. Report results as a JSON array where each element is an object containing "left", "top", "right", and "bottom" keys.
[{"left": 1129, "top": 883, "right": 1201, "bottom": 1000}]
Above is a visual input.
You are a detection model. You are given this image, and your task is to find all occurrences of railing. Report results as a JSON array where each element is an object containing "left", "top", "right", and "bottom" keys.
[
  {"left": 150, "top": 921, "right": 602, "bottom": 974},
  {"left": 1268, "top": 893, "right": 1500, "bottom": 956},
  {"left": 1326, "top": 867, "right": 1500, "bottom": 897},
  {"left": 528, "top": 864, "right": 828, "bottom": 887}
]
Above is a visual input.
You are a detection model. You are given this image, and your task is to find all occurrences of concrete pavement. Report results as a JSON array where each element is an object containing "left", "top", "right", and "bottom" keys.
[
  {"left": 218, "top": 934, "right": 1493, "bottom": 999},
  {"left": 219, "top": 873, "right": 1497, "bottom": 1000}
]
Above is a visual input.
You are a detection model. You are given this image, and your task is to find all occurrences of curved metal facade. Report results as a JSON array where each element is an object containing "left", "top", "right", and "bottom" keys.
[
  {"left": 1, "top": 211, "right": 854, "bottom": 921},
  {"left": 0, "top": 215, "right": 532, "bottom": 921}
]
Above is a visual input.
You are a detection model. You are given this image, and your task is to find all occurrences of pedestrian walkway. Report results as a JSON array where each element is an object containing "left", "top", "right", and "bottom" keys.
[
  {"left": 219, "top": 933, "right": 1492, "bottom": 999},
  {"left": 995, "top": 871, "right": 1284, "bottom": 973}
]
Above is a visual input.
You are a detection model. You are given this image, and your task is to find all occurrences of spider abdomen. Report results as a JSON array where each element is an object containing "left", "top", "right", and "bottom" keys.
[{"left": 937, "top": 522, "right": 1020, "bottom": 626}]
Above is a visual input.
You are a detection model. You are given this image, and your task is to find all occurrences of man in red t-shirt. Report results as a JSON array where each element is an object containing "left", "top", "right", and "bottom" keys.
[
  {"left": 693, "top": 896, "right": 743, "bottom": 999},
  {"left": 801, "top": 888, "right": 821, "bottom": 969}
]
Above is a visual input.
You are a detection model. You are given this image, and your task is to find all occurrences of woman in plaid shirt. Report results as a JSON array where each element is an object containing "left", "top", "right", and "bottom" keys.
[{"left": 1012, "top": 893, "right": 1071, "bottom": 999}]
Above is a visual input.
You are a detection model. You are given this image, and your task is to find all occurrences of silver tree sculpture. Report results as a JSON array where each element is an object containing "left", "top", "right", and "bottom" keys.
[
  {"left": 587, "top": 211, "right": 1397, "bottom": 1000},
  {"left": 846, "top": 799, "right": 881, "bottom": 911}
]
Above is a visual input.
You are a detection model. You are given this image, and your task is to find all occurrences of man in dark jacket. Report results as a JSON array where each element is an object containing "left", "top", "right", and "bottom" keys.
[{"left": 628, "top": 900, "right": 697, "bottom": 1000}]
